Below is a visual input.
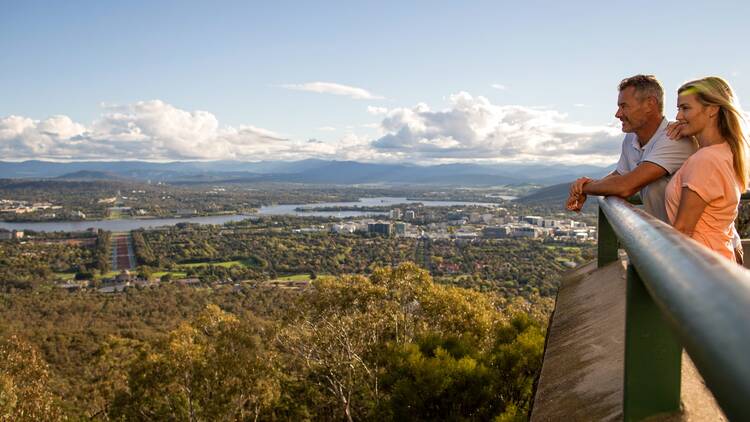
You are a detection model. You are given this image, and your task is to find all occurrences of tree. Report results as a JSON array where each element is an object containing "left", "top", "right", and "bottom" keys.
[
  {"left": 278, "top": 310, "right": 383, "bottom": 422},
  {"left": 137, "top": 265, "right": 153, "bottom": 281},
  {"left": 110, "top": 304, "right": 280, "bottom": 421},
  {"left": 0, "top": 335, "right": 64, "bottom": 421}
]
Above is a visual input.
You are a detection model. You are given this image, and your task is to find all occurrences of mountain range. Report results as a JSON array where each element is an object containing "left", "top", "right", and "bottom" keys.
[{"left": 0, "top": 159, "right": 615, "bottom": 187}]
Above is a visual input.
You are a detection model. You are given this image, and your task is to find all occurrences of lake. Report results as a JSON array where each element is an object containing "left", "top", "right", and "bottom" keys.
[{"left": 0, "top": 196, "right": 510, "bottom": 232}]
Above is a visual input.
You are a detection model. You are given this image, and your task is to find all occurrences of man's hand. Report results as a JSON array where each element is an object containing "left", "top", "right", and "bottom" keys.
[
  {"left": 570, "top": 177, "right": 593, "bottom": 197},
  {"left": 566, "top": 193, "right": 587, "bottom": 212},
  {"left": 666, "top": 121, "right": 687, "bottom": 140}
]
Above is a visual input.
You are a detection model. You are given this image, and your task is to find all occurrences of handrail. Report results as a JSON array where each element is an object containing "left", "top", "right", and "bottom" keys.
[{"left": 597, "top": 196, "right": 750, "bottom": 421}]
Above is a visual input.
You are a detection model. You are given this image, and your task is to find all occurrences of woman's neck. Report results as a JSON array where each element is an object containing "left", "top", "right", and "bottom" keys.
[{"left": 696, "top": 125, "right": 726, "bottom": 148}]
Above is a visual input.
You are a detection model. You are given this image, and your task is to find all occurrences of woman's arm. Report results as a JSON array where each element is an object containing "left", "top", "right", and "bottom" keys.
[{"left": 672, "top": 187, "right": 709, "bottom": 236}]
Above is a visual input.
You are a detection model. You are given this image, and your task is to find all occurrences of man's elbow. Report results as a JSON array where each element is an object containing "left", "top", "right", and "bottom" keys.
[{"left": 618, "top": 186, "right": 640, "bottom": 198}]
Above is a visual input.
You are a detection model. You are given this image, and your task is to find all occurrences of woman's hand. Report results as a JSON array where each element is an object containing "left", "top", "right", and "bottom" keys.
[{"left": 665, "top": 121, "right": 686, "bottom": 140}]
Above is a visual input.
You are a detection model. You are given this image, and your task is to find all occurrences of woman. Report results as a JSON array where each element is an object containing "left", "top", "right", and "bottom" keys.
[{"left": 664, "top": 76, "right": 748, "bottom": 261}]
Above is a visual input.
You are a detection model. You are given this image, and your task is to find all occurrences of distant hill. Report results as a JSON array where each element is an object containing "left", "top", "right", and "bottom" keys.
[
  {"left": 56, "top": 170, "right": 127, "bottom": 181},
  {"left": 516, "top": 182, "right": 570, "bottom": 204},
  {"left": 516, "top": 179, "right": 607, "bottom": 213},
  {"left": 0, "top": 160, "right": 615, "bottom": 187}
]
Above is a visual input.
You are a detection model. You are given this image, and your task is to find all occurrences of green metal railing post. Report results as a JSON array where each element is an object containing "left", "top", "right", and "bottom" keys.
[
  {"left": 597, "top": 206, "right": 618, "bottom": 267},
  {"left": 623, "top": 264, "right": 682, "bottom": 421}
]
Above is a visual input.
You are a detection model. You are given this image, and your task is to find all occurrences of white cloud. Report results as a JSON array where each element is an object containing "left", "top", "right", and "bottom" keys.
[
  {"left": 370, "top": 92, "right": 623, "bottom": 165},
  {"left": 573, "top": 103, "right": 587, "bottom": 107},
  {"left": 0, "top": 100, "right": 333, "bottom": 161},
  {"left": 0, "top": 94, "right": 625, "bottom": 165},
  {"left": 491, "top": 83, "right": 507, "bottom": 90},
  {"left": 280, "top": 82, "right": 384, "bottom": 100},
  {"left": 317, "top": 126, "right": 337, "bottom": 131}
]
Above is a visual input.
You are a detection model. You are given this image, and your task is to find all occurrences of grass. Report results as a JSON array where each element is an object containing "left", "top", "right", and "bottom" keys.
[
  {"left": 107, "top": 209, "right": 122, "bottom": 219},
  {"left": 277, "top": 274, "right": 312, "bottom": 281},
  {"left": 56, "top": 270, "right": 124, "bottom": 281},
  {"left": 269, "top": 274, "right": 336, "bottom": 283},
  {"left": 545, "top": 245, "right": 581, "bottom": 252},
  {"left": 153, "top": 271, "right": 188, "bottom": 279},
  {"left": 176, "top": 258, "right": 262, "bottom": 269}
]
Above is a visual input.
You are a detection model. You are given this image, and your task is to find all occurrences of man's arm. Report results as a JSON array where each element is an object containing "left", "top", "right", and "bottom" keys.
[
  {"left": 570, "top": 170, "right": 619, "bottom": 197},
  {"left": 566, "top": 170, "right": 622, "bottom": 212},
  {"left": 582, "top": 162, "right": 667, "bottom": 198}
]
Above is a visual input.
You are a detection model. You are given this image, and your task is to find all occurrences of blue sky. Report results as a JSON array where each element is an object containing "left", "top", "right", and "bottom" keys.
[{"left": 1, "top": 0, "right": 749, "bottom": 164}]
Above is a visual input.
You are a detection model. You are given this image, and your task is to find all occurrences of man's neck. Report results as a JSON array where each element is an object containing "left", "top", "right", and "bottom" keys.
[{"left": 635, "top": 115, "right": 664, "bottom": 147}]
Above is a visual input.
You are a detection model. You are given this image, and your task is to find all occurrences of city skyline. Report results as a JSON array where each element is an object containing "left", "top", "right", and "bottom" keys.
[{"left": 2, "top": 1, "right": 749, "bottom": 165}]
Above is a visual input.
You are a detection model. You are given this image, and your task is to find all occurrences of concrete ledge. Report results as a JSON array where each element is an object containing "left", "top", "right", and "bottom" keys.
[
  {"left": 531, "top": 259, "right": 726, "bottom": 421},
  {"left": 531, "top": 260, "right": 625, "bottom": 421}
]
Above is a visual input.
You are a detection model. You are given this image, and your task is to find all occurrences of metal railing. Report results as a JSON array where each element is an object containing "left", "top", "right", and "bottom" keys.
[{"left": 597, "top": 196, "right": 750, "bottom": 421}]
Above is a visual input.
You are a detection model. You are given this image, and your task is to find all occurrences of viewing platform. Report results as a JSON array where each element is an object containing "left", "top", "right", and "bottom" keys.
[{"left": 531, "top": 196, "right": 750, "bottom": 421}]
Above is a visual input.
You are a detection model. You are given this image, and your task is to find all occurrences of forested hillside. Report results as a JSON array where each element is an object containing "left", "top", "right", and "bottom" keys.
[{"left": 0, "top": 263, "right": 549, "bottom": 421}]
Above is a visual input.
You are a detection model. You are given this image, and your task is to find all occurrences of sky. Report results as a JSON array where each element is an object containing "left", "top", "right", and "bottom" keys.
[{"left": 1, "top": 0, "right": 749, "bottom": 165}]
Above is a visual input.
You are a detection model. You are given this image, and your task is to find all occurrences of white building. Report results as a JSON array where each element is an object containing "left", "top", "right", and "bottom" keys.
[
  {"left": 523, "top": 216, "right": 544, "bottom": 226},
  {"left": 331, "top": 223, "right": 357, "bottom": 234}
]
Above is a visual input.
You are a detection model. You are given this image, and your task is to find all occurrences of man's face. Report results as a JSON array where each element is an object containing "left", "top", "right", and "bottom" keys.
[{"left": 615, "top": 86, "right": 649, "bottom": 133}]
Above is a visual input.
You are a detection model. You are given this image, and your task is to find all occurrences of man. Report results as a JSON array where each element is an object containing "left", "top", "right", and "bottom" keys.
[
  {"left": 566, "top": 74, "right": 696, "bottom": 222},
  {"left": 567, "top": 74, "right": 744, "bottom": 264}
]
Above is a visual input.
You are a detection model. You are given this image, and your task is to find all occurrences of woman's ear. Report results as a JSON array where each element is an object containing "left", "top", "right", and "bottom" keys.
[{"left": 707, "top": 104, "right": 720, "bottom": 119}]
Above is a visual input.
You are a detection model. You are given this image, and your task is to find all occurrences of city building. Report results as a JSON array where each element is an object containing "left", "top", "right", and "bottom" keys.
[
  {"left": 331, "top": 223, "right": 357, "bottom": 234},
  {"left": 0, "top": 230, "right": 24, "bottom": 240},
  {"left": 542, "top": 219, "right": 561, "bottom": 228},
  {"left": 483, "top": 226, "right": 511, "bottom": 238},
  {"left": 523, "top": 216, "right": 544, "bottom": 226},
  {"left": 368, "top": 222, "right": 392, "bottom": 236},
  {"left": 513, "top": 226, "right": 540, "bottom": 238}
]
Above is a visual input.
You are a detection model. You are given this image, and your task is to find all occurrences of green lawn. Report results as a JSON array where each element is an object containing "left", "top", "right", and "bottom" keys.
[
  {"left": 53, "top": 272, "right": 77, "bottom": 281},
  {"left": 178, "top": 259, "right": 257, "bottom": 269},
  {"left": 277, "top": 274, "right": 311, "bottom": 281},
  {"left": 99, "top": 271, "right": 120, "bottom": 279},
  {"left": 545, "top": 245, "right": 581, "bottom": 252},
  {"left": 271, "top": 274, "right": 335, "bottom": 283},
  {"left": 153, "top": 271, "right": 188, "bottom": 279}
]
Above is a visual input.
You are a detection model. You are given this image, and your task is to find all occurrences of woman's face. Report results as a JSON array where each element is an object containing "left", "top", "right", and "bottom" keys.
[{"left": 676, "top": 93, "right": 713, "bottom": 136}]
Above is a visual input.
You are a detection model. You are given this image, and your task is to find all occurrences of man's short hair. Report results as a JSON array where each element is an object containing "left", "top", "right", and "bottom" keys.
[{"left": 618, "top": 74, "right": 664, "bottom": 112}]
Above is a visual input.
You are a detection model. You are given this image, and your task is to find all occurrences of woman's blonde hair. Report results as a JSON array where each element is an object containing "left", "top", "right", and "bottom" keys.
[{"left": 678, "top": 76, "right": 748, "bottom": 189}]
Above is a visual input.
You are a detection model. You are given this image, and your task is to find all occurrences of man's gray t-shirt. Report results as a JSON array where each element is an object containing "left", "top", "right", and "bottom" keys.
[{"left": 615, "top": 118, "right": 697, "bottom": 222}]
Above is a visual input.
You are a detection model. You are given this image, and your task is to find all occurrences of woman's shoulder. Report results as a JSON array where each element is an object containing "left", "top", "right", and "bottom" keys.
[
  {"left": 680, "top": 144, "right": 732, "bottom": 178},
  {"left": 687, "top": 143, "right": 732, "bottom": 164}
]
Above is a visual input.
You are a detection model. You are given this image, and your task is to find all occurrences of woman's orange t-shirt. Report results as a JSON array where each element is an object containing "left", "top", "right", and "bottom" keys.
[{"left": 665, "top": 142, "right": 741, "bottom": 260}]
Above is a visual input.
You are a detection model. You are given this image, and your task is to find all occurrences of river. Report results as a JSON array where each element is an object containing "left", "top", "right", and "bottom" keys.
[{"left": 0, "top": 196, "right": 512, "bottom": 232}]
